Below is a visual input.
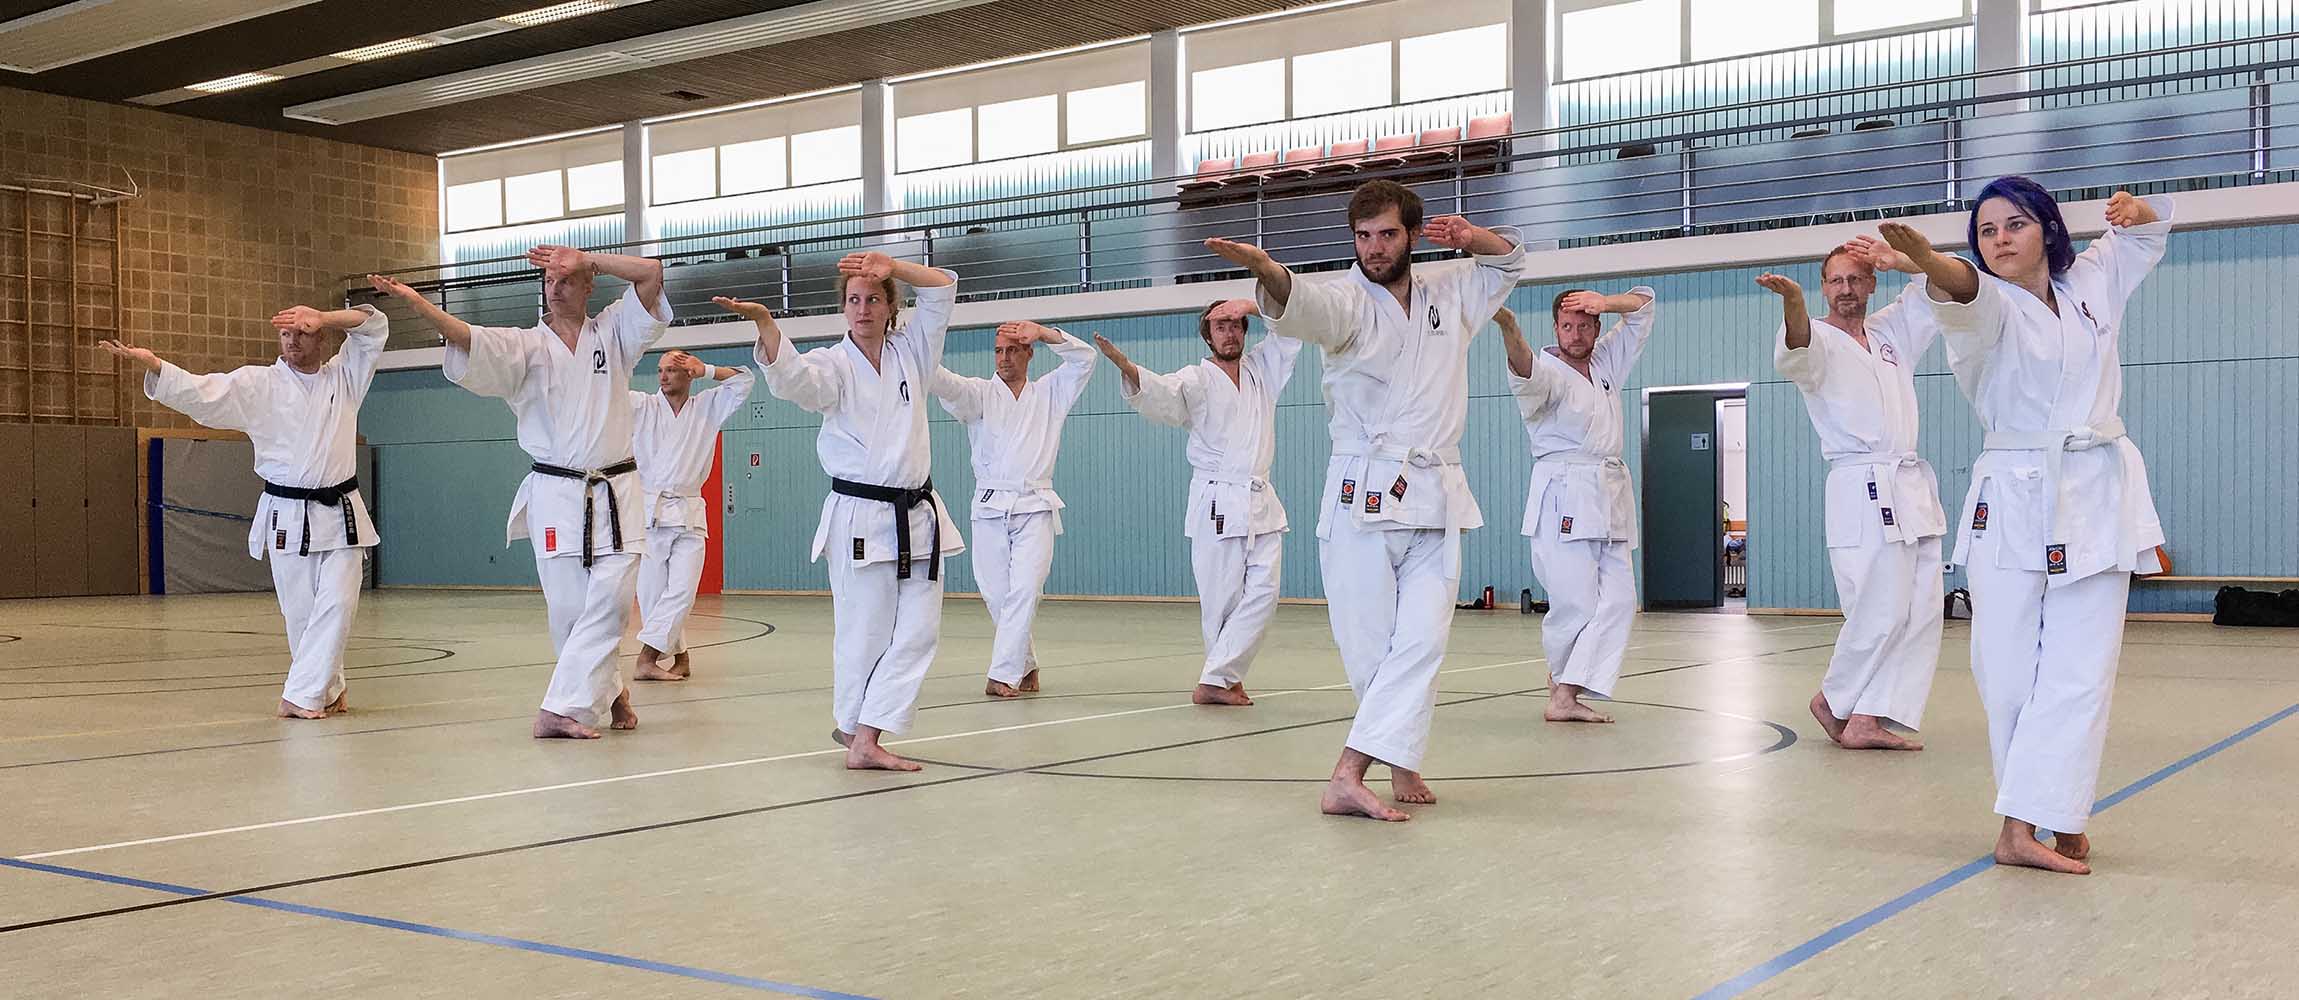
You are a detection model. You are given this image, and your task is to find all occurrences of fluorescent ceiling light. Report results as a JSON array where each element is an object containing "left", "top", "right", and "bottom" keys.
[
  {"left": 186, "top": 71, "right": 283, "bottom": 93},
  {"left": 499, "top": 1, "right": 615, "bottom": 26},
  {"left": 333, "top": 37, "right": 439, "bottom": 62}
]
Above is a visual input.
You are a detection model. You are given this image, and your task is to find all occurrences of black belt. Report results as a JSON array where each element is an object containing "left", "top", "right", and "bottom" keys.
[
  {"left": 262, "top": 476, "right": 359, "bottom": 557},
  {"left": 830, "top": 476, "right": 941, "bottom": 581},
  {"left": 530, "top": 459, "right": 638, "bottom": 568}
]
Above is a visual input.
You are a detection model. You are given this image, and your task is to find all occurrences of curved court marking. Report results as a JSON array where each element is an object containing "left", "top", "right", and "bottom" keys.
[{"left": 0, "top": 647, "right": 457, "bottom": 686}]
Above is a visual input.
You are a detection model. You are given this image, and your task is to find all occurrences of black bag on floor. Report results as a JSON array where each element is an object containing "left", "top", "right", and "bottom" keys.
[
  {"left": 1943, "top": 588, "right": 1972, "bottom": 621},
  {"left": 2212, "top": 587, "right": 2299, "bottom": 627}
]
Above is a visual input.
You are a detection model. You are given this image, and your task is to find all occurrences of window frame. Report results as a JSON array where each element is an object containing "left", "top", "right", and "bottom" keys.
[{"left": 1552, "top": 0, "right": 1975, "bottom": 83}]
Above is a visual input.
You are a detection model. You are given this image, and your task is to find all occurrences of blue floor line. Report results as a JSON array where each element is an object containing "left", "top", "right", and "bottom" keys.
[
  {"left": 0, "top": 856, "right": 877, "bottom": 1000},
  {"left": 1690, "top": 700, "right": 2299, "bottom": 1000}
]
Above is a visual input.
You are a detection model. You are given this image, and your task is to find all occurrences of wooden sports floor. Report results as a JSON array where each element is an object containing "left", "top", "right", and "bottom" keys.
[{"left": 2, "top": 590, "right": 2294, "bottom": 998}]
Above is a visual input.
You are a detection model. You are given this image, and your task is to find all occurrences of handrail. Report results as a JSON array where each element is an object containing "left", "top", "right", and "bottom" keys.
[{"left": 352, "top": 27, "right": 2299, "bottom": 283}]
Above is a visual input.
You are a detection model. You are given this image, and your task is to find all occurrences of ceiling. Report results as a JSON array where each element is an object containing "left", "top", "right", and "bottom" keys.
[{"left": 0, "top": 0, "right": 1312, "bottom": 154}]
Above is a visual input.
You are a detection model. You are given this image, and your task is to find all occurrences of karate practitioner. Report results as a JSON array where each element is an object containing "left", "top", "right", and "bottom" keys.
[
  {"left": 1879, "top": 180, "right": 2174, "bottom": 875},
  {"left": 717, "top": 252, "right": 961, "bottom": 772},
  {"left": 99, "top": 295, "right": 389, "bottom": 720},
  {"left": 930, "top": 319, "right": 1097, "bottom": 699},
  {"left": 372, "top": 245, "right": 670, "bottom": 740},
  {"left": 628, "top": 350, "right": 753, "bottom": 682},
  {"left": 1499, "top": 286, "right": 1657, "bottom": 725},
  {"left": 1758, "top": 241, "right": 1945, "bottom": 751},
  {"left": 1208, "top": 179, "right": 1527, "bottom": 821},
  {"left": 1095, "top": 299, "right": 1303, "bottom": 706}
]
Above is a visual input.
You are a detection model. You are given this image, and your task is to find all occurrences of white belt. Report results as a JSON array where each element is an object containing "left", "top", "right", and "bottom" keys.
[
  {"left": 1981, "top": 417, "right": 2125, "bottom": 570},
  {"left": 1538, "top": 453, "right": 1626, "bottom": 471},
  {"left": 646, "top": 489, "right": 704, "bottom": 528},
  {"left": 1829, "top": 451, "right": 1927, "bottom": 544},
  {"left": 1332, "top": 440, "right": 1461, "bottom": 468},
  {"left": 976, "top": 478, "right": 1053, "bottom": 494},
  {"left": 1197, "top": 470, "right": 1272, "bottom": 541}
]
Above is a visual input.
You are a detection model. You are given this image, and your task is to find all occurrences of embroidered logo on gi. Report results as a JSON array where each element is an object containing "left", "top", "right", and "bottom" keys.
[
  {"left": 1339, "top": 479, "right": 1356, "bottom": 505},
  {"left": 1867, "top": 481, "right": 1879, "bottom": 501},
  {"left": 1427, "top": 304, "right": 1441, "bottom": 330},
  {"left": 275, "top": 529, "right": 288, "bottom": 551},
  {"left": 1364, "top": 490, "right": 1383, "bottom": 514},
  {"left": 592, "top": 349, "right": 606, "bottom": 373},
  {"left": 1389, "top": 475, "right": 1408, "bottom": 501},
  {"left": 853, "top": 537, "right": 867, "bottom": 560},
  {"left": 1881, "top": 507, "right": 1896, "bottom": 526},
  {"left": 1972, "top": 502, "right": 1990, "bottom": 531},
  {"left": 1560, "top": 515, "right": 1574, "bottom": 535},
  {"left": 1601, "top": 379, "right": 1612, "bottom": 392},
  {"left": 1879, "top": 342, "right": 1899, "bottom": 367},
  {"left": 2046, "top": 543, "right": 2068, "bottom": 575},
  {"left": 980, "top": 489, "right": 994, "bottom": 503},
  {"left": 1213, "top": 513, "right": 1226, "bottom": 535},
  {"left": 898, "top": 380, "right": 910, "bottom": 402},
  {"left": 2079, "top": 302, "right": 2098, "bottom": 327},
  {"left": 544, "top": 527, "right": 558, "bottom": 553}
]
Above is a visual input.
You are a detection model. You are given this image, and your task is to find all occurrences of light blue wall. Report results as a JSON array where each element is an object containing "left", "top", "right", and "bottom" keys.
[{"left": 360, "top": 219, "right": 2299, "bottom": 613}]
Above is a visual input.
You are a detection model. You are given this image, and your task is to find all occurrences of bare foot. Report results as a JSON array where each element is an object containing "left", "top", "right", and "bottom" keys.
[
  {"left": 831, "top": 728, "right": 853, "bottom": 748},
  {"left": 609, "top": 690, "right": 638, "bottom": 731},
  {"left": 1321, "top": 775, "right": 1410, "bottom": 821},
  {"left": 1809, "top": 692, "right": 1847, "bottom": 745},
  {"left": 844, "top": 729, "right": 922, "bottom": 772},
  {"left": 1838, "top": 715, "right": 1923, "bottom": 751},
  {"left": 1193, "top": 683, "right": 1253, "bottom": 706},
  {"left": 985, "top": 679, "right": 1022, "bottom": 699},
  {"left": 1391, "top": 769, "right": 1436, "bottom": 805},
  {"left": 671, "top": 651, "right": 691, "bottom": 678},
  {"left": 634, "top": 660, "right": 685, "bottom": 682},
  {"left": 1018, "top": 669, "right": 1040, "bottom": 693},
  {"left": 2054, "top": 831, "right": 2091, "bottom": 861},
  {"left": 323, "top": 692, "right": 349, "bottom": 715},
  {"left": 1994, "top": 820, "right": 2090, "bottom": 875},
  {"left": 1545, "top": 684, "right": 1614, "bottom": 723},
  {"left": 534, "top": 710, "right": 601, "bottom": 740},
  {"left": 278, "top": 699, "right": 327, "bottom": 720}
]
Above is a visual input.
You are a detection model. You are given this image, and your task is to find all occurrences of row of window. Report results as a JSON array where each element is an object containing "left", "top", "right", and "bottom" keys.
[
  {"left": 895, "top": 81, "right": 1147, "bottom": 174},
  {"left": 1560, "top": 0, "right": 1970, "bottom": 80},
  {"left": 1191, "top": 23, "right": 1508, "bottom": 132}
]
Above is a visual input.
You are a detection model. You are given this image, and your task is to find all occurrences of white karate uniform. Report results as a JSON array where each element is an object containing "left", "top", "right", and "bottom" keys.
[
  {"left": 1775, "top": 279, "right": 1946, "bottom": 729},
  {"left": 629, "top": 368, "right": 754, "bottom": 656},
  {"left": 756, "top": 272, "right": 964, "bottom": 737},
  {"left": 1120, "top": 336, "right": 1305, "bottom": 688},
  {"left": 1511, "top": 288, "right": 1657, "bottom": 699},
  {"left": 143, "top": 306, "right": 388, "bottom": 712},
  {"left": 1258, "top": 231, "right": 1528, "bottom": 771},
  {"left": 1929, "top": 196, "right": 2173, "bottom": 834},
  {"left": 932, "top": 334, "right": 1096, "bottom": 686},
  {"left": 445, "top": 286, "right": 672, "bottom": 727}
]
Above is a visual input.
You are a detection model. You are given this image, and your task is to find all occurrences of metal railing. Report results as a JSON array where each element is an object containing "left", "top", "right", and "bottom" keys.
[{"left": 350, "top": 29, "right": 2299, "bottom": 350}]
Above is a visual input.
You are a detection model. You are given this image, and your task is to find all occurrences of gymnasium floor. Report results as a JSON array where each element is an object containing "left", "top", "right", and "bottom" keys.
[{"left": 1, "top": 589, "right": 2293, "bottom": 999}]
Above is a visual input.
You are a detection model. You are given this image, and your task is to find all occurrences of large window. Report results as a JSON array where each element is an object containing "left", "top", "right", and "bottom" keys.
[
  {"left": 719, "top": 137, "right": 788, "bottom": 195},
  {"left": 1560, "top": 0, "right": 1681, "bottom": 80},
  {"left": 791, "top": 126, "right": 863, "bottom": 187},
  {"left": 640, "top": 93, "right": 864, "bottom": 206},
  {"left": 1292, "top": 42, "right": 1392, "bottom": 118},
  {"left": 1192, "top": 58, "right": 1287, "bottom": 131},
  {"left": 1835, "top": 0, "right": 1964, "bottom": 33},
  {"left": 1691, "top": 0, "right": 1819, "bottom": 61},
  {"left": 891, "top": 42, "right": 1149, "bottom": 174},
  {"left": 565, "top": 161, "right": 622, "bottom": 211},
  {"left": 1399, "top": 23, "right": 1509, "bottom": 103},
  {"left": 444, "top": 179, "right": 503, "bottom": 232},
  {"left": 650, "top": 147, "right": 718, "bottom": 205},
  {"left": 502, "top": 170, "right": 565, "bottom": 224},
  {"left": 977, "top": 94, "right": 1060, "bottom": 161},
  {"left": 1558, "top": 0, "right": 1970, "bottom": 80},
  {"left": 440, "top": 129, "right": 624, "bottom": 233},
  {"left": 898, "top": 108, "right": 975, "bottom": 172},
  {"left": 1066, "top": 81, "right": 1146, "bottom": 145}
]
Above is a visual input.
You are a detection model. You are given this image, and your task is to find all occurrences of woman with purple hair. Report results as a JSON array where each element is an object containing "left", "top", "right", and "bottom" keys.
[{"left": 1878, "top": 177, "right": 2172, "bottom": 875}]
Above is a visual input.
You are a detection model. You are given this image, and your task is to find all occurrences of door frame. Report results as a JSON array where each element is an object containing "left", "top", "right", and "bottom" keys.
[{"left": 1638, "top": 382, "right": 1748, "bottom": 611}]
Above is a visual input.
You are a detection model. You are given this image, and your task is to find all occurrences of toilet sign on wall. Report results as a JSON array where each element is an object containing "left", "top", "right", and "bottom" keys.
[{"left": 1690, "top": 433, "right": 1711, "bottom": 451}]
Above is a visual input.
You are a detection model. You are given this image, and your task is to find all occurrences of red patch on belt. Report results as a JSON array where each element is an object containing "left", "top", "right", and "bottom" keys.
[{"left": 544, "top": 527, "right": 558, "bottom": 553}]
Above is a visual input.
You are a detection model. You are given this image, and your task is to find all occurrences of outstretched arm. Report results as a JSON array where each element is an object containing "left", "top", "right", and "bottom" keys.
[
  {"left": 1878, "top": 222, "right": 1978, "bottom": 305},
  {"left": 1755, "top": 274, "right": 1813, "bottom": 350},
  {"left": 1204, "top": 237, "right": 1294, "bottom": 310},
  {"left": 102, "top": 339, "right": 260, "bottom": 431},
  {"left": 1092, "top": 332, "right": 1143, "bottom": 394},
  {"left": 717, "top": 296, "right": 843, "bottom": 414},
  {"left": 369, "top": 274, "right": 473, "bottom": 349},
  {"left": 1496, "top": 307, "right": 1534, "bottom": 379}
]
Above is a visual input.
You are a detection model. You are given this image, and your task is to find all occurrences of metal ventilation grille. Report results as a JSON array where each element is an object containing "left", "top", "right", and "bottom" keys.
[
  {"left": 282, "top": 0, "right": 999, "bottom": 125},
  {"left": 0, "top": 0, "right": 324, "bottom": 73}
]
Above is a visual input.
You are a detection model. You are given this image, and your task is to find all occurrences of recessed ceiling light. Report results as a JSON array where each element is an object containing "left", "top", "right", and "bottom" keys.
[
  {"left": 185, "top": 71, "right": 284, "bottom": 94},
  {"left": 498, "top": 1, "right": 615, "bottom": 27},
  {"left": 333, "top": 37, "right": 440, "bottom": 62}
]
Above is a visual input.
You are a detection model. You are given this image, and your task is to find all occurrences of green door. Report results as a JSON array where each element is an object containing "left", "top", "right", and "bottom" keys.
[{"left": 1641, "top": 392, "right": 1723, "bottom": 609}]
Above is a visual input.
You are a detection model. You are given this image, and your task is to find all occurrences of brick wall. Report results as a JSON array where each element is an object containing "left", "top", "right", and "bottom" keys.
[{"left": 0, "top": 87, "right": 438, "bottom": 428}]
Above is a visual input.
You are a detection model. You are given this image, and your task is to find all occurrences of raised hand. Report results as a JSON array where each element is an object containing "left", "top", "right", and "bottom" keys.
[
  {"left": 526, "top": 244, "right": 588, "bottom": 279},
  {"left": 1090, "top": 333, "right": 1130, "bottom": 365},
  {"left": 1875, "top": 222, "right": 1938, "bottom": 266},
  {"left": 837, "top": 251, "right": 894, "bottom": 284},
  {"left": 712, "top": 296, "right": 777, "bottom": 324},
  {"left": 98, "top": 339, "right": 162, "bottom": 372},
  {"left": 1843, "top": 234, "right": 1916, "bottom": 274},
  {"left": 996, "top": 320, "right": 1059, "bottom": 344},
  {"left": 271, "top": 305, "right": 328, "bottom": 334},
  {"left": 1754, "top": 274, "right": 1804, "bottom": 300},
  {"left": 2103, "top": 190, "right": 2156, "bottom": 228},
  {"left": 1421, "top": 215, "right": 1480, "bottom": 251},
  {"left": 1204, "top": 237, "right": 1274, "bottom": 271},
  {"left": 1557, "top": 290, "right": 1608, "bottom": 317},
  {"left": 1493, "top": 307, "right": 1521, "bottom": 338},
  {"left": 1207, "top": 299, "right": 1257, "bottom": 325},
  {"left": 368, "top": 273, "right": 423, "bottom": 301}
]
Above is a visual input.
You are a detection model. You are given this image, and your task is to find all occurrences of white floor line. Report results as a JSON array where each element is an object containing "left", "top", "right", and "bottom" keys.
[{"left": 16, "top": 624, "right": 1829, "bottom": 861}]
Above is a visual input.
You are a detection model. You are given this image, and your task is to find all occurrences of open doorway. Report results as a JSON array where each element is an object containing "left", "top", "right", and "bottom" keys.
[{"left": 1641, "top": 383, "right": 1748, "bottom": 611}]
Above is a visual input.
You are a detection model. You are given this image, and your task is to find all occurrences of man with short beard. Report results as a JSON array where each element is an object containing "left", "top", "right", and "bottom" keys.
[
  {"left": 374, "top": 246, "right": 670, "bottom": 740},
  {"left": 1498, "top": 282, "right": 1656, "bottom": 726},
  {"left": 717, "top": 253, "right": 962, "bottom": 772},
  {"left": 929, "top": 319, "right": 1097, "bottom": 700},
  {"left": 627, "top": 350, "right": 754, "bottom": 683},
  {"left": 1207, "top": 180, "right": 1526, "bottom": 822},
  {"left": 1096, "top": 299, "right": 1302, "bottom": 706},
  {"left": 1758, "top": 238, "right": 1945, "bottom": 752}
]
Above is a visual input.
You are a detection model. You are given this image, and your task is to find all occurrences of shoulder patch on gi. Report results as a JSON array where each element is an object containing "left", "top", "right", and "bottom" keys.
[{"left": 1972, "top": 502, "right": 1990, "bottom": 531}]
